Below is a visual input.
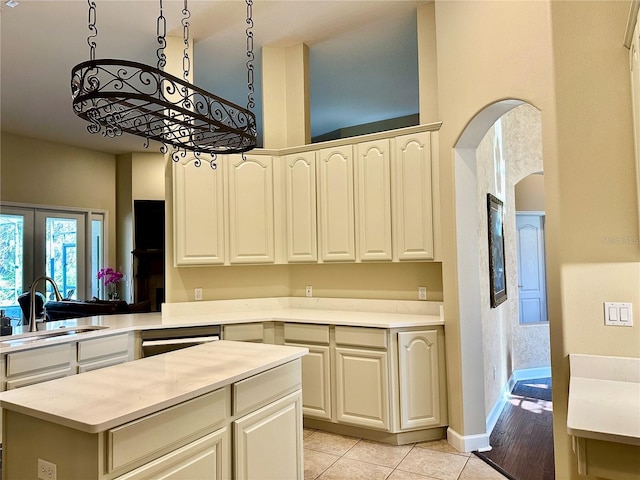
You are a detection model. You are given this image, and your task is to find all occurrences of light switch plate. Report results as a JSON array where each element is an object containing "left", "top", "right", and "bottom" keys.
[{"left": 604, "top": 302, "right": 633, "bottom": 326}]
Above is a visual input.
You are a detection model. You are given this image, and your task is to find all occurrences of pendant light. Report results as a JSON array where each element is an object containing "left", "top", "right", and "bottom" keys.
[{"left": 71, "top": 0, "right": 257, "bottom": 169}]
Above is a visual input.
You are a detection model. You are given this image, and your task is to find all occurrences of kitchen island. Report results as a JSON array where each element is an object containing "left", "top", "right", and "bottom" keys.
[{"left": 0, "top": 340, "right": 307, "bottom": 479}]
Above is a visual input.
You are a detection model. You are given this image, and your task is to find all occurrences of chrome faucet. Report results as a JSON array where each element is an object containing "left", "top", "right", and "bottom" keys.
[{"left": 29, "top": 276, "right": 63, "bottom": 332}]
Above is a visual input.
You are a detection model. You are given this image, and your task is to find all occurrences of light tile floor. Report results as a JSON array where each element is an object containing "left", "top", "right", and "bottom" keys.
[{"left": 303, "top": 428, "right": 509, "bottom": 480}]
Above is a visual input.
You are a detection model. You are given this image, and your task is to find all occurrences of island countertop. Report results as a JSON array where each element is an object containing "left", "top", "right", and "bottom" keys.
[{"left": 0, "top": 340, "right": 307, "bottom": 433}]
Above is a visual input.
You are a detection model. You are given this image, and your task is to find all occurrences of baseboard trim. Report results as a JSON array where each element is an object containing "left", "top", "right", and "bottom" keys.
[
  {"left": 511, "top": 366, "right": 551, "bottom": 383},
  {"left": 447, "top": 427, "right": 491, "bottom": 453},
  {"left": 486, "top": 366, "right": 551, "bottom": 435}
]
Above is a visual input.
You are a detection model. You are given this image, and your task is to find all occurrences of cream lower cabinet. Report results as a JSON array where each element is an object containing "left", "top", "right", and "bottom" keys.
[
  {"left": 335, "top": 347, "right": 389, "bottom": 430},
  {"left": 117, "top": 428, "right": 228, "bottom": 480},
  {"left": 77, "top": 333, "right": 134, "bottom": 373},
  {"left": 398, "top": 330, "right": 441, "bottom": 429},
  {"left": 4, "top": 342, "right": 75, "bottom": 390},
  {"left": 234, "top": 391, "right": 303, "bottom": 480},
  {"left": 2, "top": 360, "right": 304, "bottom": 480},
  {"left": 285, "top": 323, "right": 446, "bottom": 442},
  {"left": 284, "top": 323, "right": 331, "bottom": 420}
]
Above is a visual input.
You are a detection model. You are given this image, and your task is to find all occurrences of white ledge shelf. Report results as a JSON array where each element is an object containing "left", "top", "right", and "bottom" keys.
[
  {"left": 567, "top": 354, "right": 640, "bottom": 446},
  {"left": 567, "top": 354, "right": 640, "bottom": 478}
]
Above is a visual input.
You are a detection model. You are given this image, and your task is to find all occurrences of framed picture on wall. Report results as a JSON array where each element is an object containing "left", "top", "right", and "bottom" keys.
[{"left": 487, "top": 193, "right": 507, "bottom": 307}]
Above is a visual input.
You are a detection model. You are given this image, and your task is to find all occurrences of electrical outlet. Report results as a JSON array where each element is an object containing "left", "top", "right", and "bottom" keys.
[
  {"left": 418, "top": 286, "right": 427, "bottom": 301},
  {"left": 305, "top": 285, "right": 313, "bottom": 298},
  {"left": 38, "top": 458, "right": 57, "bottom": 480},
  {"left": 194, "top": 288, "right": 203, "bottom": 301}
]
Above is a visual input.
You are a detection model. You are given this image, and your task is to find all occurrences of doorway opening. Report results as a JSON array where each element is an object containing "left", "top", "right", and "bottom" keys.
[{"left": 462, "top": 105, "right": 552, "bottom": 479}]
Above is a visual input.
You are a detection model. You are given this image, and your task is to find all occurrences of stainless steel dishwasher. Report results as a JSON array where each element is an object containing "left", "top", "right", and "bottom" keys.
[{"left": 140, "top": 325, "right": 221, "bottom": 357}]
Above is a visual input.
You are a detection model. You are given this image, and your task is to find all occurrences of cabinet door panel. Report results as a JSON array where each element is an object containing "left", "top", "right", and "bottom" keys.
[
  {"left": 356, "top": 140, "right": 392, "bottom": 261},
  {"left": 393, "top": 132, "right": 434, "bottom": 260},
  {"left": 318, "top": 146, "right": 356, "bottom": 262},
  {"left": 234, "top": 390, "right": 303, "bottom": 480},
  {"left": 398, "top": 330, "right": 440, "bottom": 429},
  {"left": 335, "top": 347, "right": 389, "bottom": 430},
  {"left": 173, "top": 157, "right": 225, "bottom": 265},
  {"left": 285, "top": 152, "right": 318, "bottom": 262},
  {"left": 227, "top": 155, "right": 275, "bottom": 263},
  {"left": 286, "top": 343, "right": 331, "bottom": 420}
]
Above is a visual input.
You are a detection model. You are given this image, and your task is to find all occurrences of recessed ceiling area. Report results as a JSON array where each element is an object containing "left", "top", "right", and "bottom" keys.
[{"left": 1, "top": 1, "right": 423, "bottom": 154}]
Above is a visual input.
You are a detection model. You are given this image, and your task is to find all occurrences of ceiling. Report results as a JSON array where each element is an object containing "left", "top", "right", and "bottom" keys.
[{"left": 1, "top": 1, "right": 423, "bottom": 154}]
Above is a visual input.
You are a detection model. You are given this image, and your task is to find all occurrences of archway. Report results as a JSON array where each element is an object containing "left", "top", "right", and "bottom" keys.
[{"left": 448, "top": 99, "right": 547, "bottom": 452}]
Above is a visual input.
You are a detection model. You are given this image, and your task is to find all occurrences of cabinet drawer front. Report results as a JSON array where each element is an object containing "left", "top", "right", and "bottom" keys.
[
  {"left": 233, "top": 360, "right": 301, "bottom": 416},
  {"left": 77, "top": 333, "right": 129, "bottom": 362},
  {"left": 223, "top": 323, "right": 264, "bottom": 342},
  {"left": 335, "top": 326, "right": 387, "bottom": 349},
  {"left": 6, "top": 343, "right": 74, "bottom": 377},
  {"left": 77, "top": 354, "right": 129, "bottom": 373},
  {"left": 108, "top": 388, "right": 227, "bottom": 472},
  {"left": 6, "top": 367, "right": 72, "bottom": 390},
  {"left": 116, "top": 428, "right": 228, "bottom": 480},
  {"left": 284, "top": 323, "right": 329, "bottom": 344}
]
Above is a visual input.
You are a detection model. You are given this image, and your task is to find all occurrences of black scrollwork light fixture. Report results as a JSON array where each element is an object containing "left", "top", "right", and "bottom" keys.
[{"left": 71, "top": 0, "right": 257, "bottom": 169}]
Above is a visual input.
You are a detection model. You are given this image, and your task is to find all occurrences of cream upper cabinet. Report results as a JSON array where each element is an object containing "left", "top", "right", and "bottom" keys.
[
  {"left": 171, "top": 125, "right": 440, "bottom": 266},
  {"left": 285, "top": 152, "right": 318, "bottom": 262},
  {"left": 355, "top": 139, "right": 393, "bottom": 261},
  {"left": 173, "top": 155, "right": 226, "bottom": 266},
  {"left": 392, "top": 132, "right": 434, "bottom": 260},
  {"left": 318, "top": 145, "right": 356, "bottom": 262},
  {"left": 397, "top": 330, "right": 441, "bottom": 429},
  {"left": 227, "top": 154, "right": 275, "bottom": 264}
]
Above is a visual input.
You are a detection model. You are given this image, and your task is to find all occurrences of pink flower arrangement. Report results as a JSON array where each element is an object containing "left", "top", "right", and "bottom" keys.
[{"left": 97, "top": 267, "right": 123, "bottom": 286}]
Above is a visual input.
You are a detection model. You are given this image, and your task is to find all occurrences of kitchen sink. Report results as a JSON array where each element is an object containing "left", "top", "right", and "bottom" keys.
[{"left": 0, "top": 325, "right": 109, "bottom": 347}]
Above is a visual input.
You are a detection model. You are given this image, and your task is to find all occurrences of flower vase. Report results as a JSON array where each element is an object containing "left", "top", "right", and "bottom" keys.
[{"left": 108, "top": 286, "right": 120, "bottom": 301}]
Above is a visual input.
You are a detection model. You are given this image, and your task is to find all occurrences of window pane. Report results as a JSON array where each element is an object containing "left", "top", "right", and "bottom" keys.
[
  {"left": 0, "top": 214, "right": 24, "bottom": 319},
  {"left": 91, "top": 217, "right": 103, "bottom": 299},
  {"left": 45, "top": 217, "right": 78, "bottom": 300}
]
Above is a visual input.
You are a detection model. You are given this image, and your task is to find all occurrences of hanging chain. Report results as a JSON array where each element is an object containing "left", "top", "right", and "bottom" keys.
[
  {"left": 87, "top": 0, "right": 97, "bottom": 61},
  {"left": 246, "top": 0, "right": 255, "bottom": 111},
  {"left": 182, "top": 0, "right": 191, "bottom": 81},
  {"left": 156, "top": 0, "right": 167, "bottom": 69}
]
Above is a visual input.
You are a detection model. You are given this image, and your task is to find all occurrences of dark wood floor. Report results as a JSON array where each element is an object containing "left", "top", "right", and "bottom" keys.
[{"left": 476, "top": 378, "right": 555, "bottom": 480}]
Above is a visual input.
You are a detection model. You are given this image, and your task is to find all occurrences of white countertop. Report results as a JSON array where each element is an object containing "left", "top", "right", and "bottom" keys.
[
  {"left": 0, "top": 340, "right": 307, "bottom": 434},
  {"left": 1, "top": 297, "right": 444, "bottom": 353},
  {"left": 567, "top": 354, "right": 640, "bottom": 446}
]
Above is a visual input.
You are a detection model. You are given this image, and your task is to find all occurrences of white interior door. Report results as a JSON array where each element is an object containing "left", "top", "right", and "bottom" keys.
[{"left": 516, "top": 213, "right": 548, "bottom": 323}]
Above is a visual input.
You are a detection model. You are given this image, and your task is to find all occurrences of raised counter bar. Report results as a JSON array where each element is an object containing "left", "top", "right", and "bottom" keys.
[{"left": 1, "top": 297, "right": 443, "bottom": 353}]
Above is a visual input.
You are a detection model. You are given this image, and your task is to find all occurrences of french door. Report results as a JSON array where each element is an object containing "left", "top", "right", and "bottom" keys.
[{"left": 0, "top": 205, "right": 103, "bottom": 322}]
